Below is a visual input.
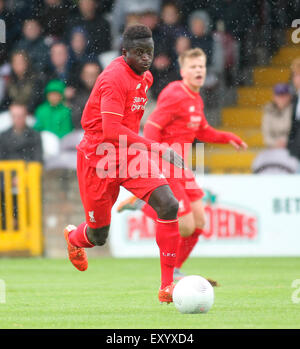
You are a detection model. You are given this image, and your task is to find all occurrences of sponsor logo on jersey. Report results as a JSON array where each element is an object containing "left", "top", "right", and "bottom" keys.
[{"left": 131, "top": 96, "right": 148, "bottom": 112}]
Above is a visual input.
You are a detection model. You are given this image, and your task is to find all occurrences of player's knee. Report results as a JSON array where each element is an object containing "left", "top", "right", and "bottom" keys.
[
  {"left": 157, "top": 196, "right": 179, "bottom": 220},
  {"left": 87, "top": 226, "right": 109, "bottom": 246},
  {"left": 148, "top": 185, "right": 179, "bottom": 220}
]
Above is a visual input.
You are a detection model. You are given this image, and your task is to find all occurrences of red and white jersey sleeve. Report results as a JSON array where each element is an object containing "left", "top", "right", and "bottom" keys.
[{"left": 100, "top": 75, "right": 127, "bottom": 117}]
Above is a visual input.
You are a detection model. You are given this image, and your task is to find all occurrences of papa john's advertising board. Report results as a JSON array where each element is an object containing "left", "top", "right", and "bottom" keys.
[{"left": 109, "top": 175, "right": 300, "bottom": 257}]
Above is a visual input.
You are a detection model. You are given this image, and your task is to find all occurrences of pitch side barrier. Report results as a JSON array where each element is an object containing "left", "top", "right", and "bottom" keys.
[{"left": 0, "top": 161, "right": 42, "bottom": 256}]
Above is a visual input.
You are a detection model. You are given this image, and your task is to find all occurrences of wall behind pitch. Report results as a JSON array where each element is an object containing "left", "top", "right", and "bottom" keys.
[{"left": 109, "top": 175, "right": 300, "bottom": 257}]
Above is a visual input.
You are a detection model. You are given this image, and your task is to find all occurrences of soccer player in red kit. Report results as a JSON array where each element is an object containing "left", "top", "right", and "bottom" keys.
[
  {"left": 118, "top": 48, "right": 247, "bottom": 281},
  {"left": 63, "top": 24, "right": 185, "bottom": 303}
]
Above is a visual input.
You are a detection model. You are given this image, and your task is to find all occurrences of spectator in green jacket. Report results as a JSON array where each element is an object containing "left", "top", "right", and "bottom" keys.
[{"left": 34, "top": 80, "right": 73, "bottom": 139}]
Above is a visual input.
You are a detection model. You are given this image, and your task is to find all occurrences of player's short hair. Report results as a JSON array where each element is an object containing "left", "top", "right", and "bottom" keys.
[
  {"left": 291, "top": 57, "right": 300, "bottom": 74},
  {"left": 178, "top": 48, "right": 206, "bottom": 68},
  {"left": 122, "top": 24, "right": 152, "bottom": 50}
]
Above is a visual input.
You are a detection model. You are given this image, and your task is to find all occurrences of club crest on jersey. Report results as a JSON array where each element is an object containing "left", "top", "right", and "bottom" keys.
[
  {"left": 187, "top": 115, "right": 202, "bottom": 128},
  {"left": 178, "top": 200, "right": 185, "bottom": 213},
  {"left": 88, "top": 211, "right": 96, "bottom": 223},
  {"left": 136, "top": 83, "right": 141, "bottom": 90},
  {"left": 189, "top": 105, "right": 195, "bottom": 112}
]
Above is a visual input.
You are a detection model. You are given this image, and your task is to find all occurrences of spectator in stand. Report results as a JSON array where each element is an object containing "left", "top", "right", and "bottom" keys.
[
  {"left": 174, "top": 36, "right": 192, "bottom": 57},
  {"left": 1, "top": 50, "right": 42, "bottom": 113},
  {"left": 175, "top": 0, "right": 211, "bottom": 25},
  {"left": 288, "top": 58, "right": 300, "bottom": 162},
  {"left": 67, "top": 27, "right": 98, "bottom": 89},
  {"left": 213, "top": 20, "right": 237, "bottom": 86},
  {"left": 0, "top": 103, "right": 43, "bottom": 162},
  {"left": 253, "top": 82, "right": 298, "bottom": 175},
  {"left": 111, "top": 0, "right": 161, "bottom": 49},
  {"left": 172, "top": 35, "right": 191, "bottom": 77},
  {"left": 34, "top": 79, "right": 73, "bottom": 139},
  {"left": 158, "top": 1, "right": 186, "bottom": 55},
  {"left": 38, "top": 0, "right": 69, "bottom": 40},
  {"left": 188, "top": 10, "right": 224, "bottom": 106},
  {"left": 262, "top": 83, "right": 292, "bottom": 149},
  {"left": 139, "top": 10, "right": 164, "bottom": 51},
  {"left": 66, "top": 0, "right": 111, "bottom": 56},
  {"left": 45, "top": 41, "right": 72, "bottom": 85},
  {"left": 67, "top": 62, "right": 101, "bottom": 129},
  {"left": 13, "top": 17, "right": 49, "bottom": 72},
  {"left": 188, "top": 10, "right": 214, "bottom": 66},
  {"left": 69, "top": 27, "right": 92, "bottom": 64}
]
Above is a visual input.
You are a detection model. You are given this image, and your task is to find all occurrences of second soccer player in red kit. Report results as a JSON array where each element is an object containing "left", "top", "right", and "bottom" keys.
[
  {"left": 63, "top": 24, "right": 185, "bottom": 303},
  {"left": 118, "top": 48, "right": 248, "bottom": 282}
]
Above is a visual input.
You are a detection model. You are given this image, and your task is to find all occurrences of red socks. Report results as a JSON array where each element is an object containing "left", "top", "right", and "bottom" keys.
[
  {"left": 175, "top": 228, "right": 203, "bottom": 269},
  {"left": 69, "top": 222, "right": 94, "bottom": 248},
  {"left": 155, "top": 218, "right": 179, "bottom": 289}
]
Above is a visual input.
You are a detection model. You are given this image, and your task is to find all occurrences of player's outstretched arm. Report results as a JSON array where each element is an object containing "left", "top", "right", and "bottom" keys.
[{"left": 196, "top": 125, "right": 248, "bottom": 150}]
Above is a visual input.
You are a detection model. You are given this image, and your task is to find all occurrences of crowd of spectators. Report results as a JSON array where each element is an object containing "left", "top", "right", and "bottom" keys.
[
  {"left": 0, "top": 0, "right": 296, "bottom": 169},
  {"left": 253, "top": 58, "right": 300, "bottom": 174}
]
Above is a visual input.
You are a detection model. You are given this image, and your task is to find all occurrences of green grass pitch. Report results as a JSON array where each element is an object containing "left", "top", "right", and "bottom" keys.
[{"left": 0, "top": 257, "right": 299, "bottom": 329}]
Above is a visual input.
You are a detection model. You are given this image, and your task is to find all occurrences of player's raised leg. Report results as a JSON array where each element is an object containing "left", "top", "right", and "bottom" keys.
[
  {"left": 64, "top": 223, "right": 111, "bottom": 271},
  {"left": 64, "top": 152, "right": 119, "bottom": 271},
  {"left": 64, "top": 216, "right": 112, "bottom": 272}
]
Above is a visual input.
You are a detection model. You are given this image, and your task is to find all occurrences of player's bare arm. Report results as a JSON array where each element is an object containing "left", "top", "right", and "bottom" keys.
[{"left": 197, "top": 124, "right": 248, "bottom": 151}]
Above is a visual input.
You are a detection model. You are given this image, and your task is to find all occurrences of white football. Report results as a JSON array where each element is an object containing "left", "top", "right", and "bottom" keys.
[{"left": 173, "top": 275, "right": 214, "bottom": 314}]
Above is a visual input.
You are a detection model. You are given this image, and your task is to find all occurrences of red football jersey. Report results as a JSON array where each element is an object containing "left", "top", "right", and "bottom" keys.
[
  {"left": 77, "top": 56, "right": 153, "bottom": 161},
  {"left": 145, "top": 80, "right": 208, "bottom": 155}
]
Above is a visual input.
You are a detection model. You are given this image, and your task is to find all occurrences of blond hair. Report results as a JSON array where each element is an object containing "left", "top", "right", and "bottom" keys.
[
  {"left": 178, "top": 48, "right": 206, "bottom": 68},
  {"left": 291, "top": 57, "right": 300, "bottom": 74}
]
